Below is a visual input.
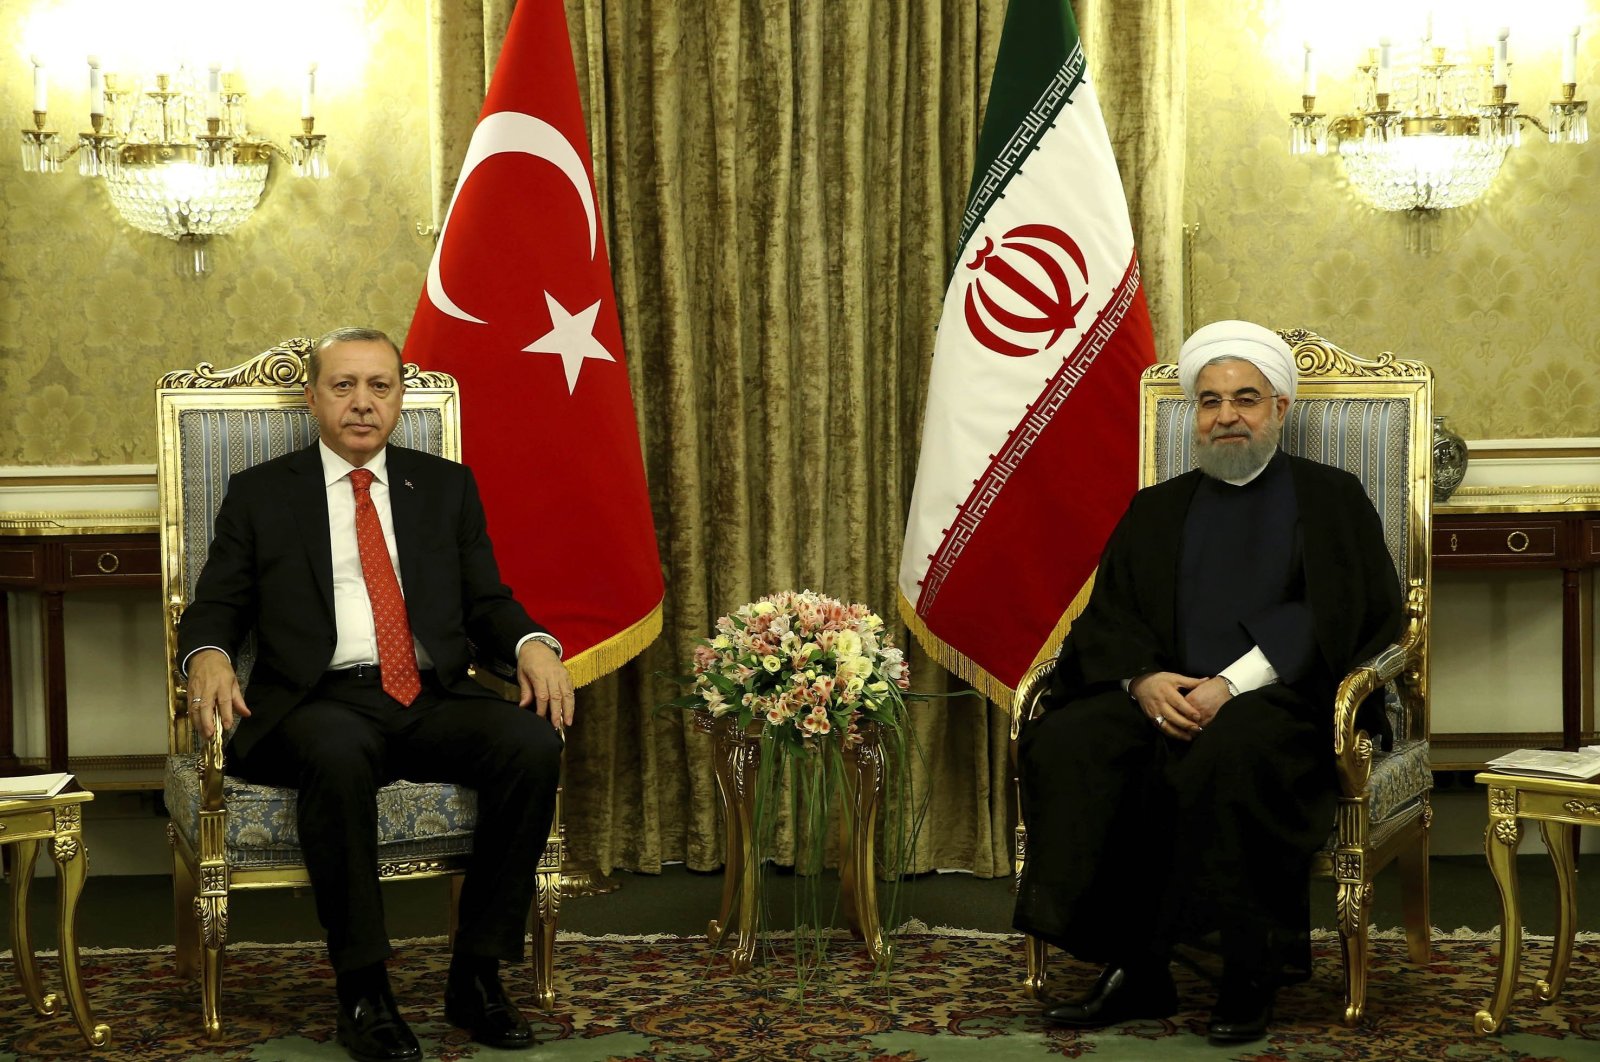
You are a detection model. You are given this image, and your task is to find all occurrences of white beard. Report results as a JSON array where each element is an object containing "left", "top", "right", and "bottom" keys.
[{"left": 1194, "top": 409, "right": 1283, "bottom": 482}]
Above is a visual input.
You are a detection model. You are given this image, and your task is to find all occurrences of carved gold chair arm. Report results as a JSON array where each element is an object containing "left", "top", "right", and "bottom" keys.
[
  {"left": 1011, "top": 658, "right": 1058, "bottom": 741},
  {"left": 1331, "top": 582, "right": 1427, "bottom": 799}
]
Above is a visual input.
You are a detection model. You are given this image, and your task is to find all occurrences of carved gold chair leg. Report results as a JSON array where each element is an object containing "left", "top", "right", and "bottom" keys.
[
  {"left": 52, "top": 825, "right": 110, "bottom": 1047},
  {"left": 1335, "top": 860, "right": 1371, "bottom": 1025},
  {"left": 1398, "top": 833, "right": 1432, "bottom": 965},
  {"left": 839, "top": 735, "right": 888, "bottom": 964},
  {"left": 447, "top": 875, "right": 463, "bottom": 946},
  {"left": 7, "top": 839, "right": 51, "bottom": 1017},
  {"left": 707, "top": 727, "right": 760, "bottom": 972},
  {"left": 1024, "top": 935, "right": 1049, "bottom": 999},
  {"left": 1536, "top": 820, "right": 1577, "bottom": 1004},
  {"left": 529, "top": 811, "right": 563, "bottom": 1011},
  {"left": 196, "top": 883, "right": 229, "bottom": 1039},
  {"left": 169, "top": 849, "right": 200, "bottom": 980}
]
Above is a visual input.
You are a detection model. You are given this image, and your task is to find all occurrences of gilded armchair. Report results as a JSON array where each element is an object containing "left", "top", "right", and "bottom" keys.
[
  {"left": 1011, "top": 330, "right": 1433, "bottom": 1025},
  {"left": 156, "top": 340, "right": 564, "bottom": 1038}
]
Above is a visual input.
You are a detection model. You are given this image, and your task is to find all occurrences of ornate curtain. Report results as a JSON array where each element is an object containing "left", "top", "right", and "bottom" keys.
[{"left": 425, "top": 0, "right": 1183, "bottom": 876}]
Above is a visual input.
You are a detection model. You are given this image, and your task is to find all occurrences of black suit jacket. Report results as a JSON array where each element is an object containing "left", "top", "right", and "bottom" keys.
[
  {"left": 177, "top": 443, "right": 546, "bottom": 758},
  {"left": 1047, "top": 451, "right": 1404, "bottom": 742}
]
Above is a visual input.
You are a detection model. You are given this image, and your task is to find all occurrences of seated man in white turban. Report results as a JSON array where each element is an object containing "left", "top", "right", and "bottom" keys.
[{"left": 1012, "top": 320, "right": 1402, "bottom": 1045}]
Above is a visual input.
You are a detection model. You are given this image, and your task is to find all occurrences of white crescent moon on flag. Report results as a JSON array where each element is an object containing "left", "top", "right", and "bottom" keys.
[{"left": 426, "top": 110, "right": 599, "bottom": 325}]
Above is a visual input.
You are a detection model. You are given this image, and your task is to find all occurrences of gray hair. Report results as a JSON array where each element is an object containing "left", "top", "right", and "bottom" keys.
[{"left": 308, "top": 327, "right": 402, "bottom": 384}]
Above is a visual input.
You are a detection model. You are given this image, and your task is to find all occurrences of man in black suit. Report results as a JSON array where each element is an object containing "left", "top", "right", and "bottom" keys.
[
  {"left": 1013, "top": 321, "right": 1403, "bottom": 1046},
  {"left": 181, "top": 326, "right": 573, "bottom": 1062}
]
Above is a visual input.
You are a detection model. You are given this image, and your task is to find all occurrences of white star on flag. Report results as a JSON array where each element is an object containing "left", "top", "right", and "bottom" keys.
[{"left": 523, "top": 291, "right": 616, "bottom": 393}]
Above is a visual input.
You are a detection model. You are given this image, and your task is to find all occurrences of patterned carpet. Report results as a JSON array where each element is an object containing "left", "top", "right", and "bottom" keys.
[{"left": 4, "top": 929, "right": 1600, "bottom": 1060}]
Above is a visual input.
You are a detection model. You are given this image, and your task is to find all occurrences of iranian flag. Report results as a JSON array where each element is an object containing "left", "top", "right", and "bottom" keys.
[
  {"left": 898, "top": 0, "right": 1155, "bottom": 702},
  {"left": 405, "top": 0, "right": 662, "bottom": 686}
]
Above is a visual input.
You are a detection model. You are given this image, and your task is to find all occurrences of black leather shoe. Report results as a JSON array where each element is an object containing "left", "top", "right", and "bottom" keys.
[
  {"left": 1207, "top": 975, "right": 1276, "bottom": 1046},
  {"left": 1042, "top": 964, "right": 1178, "bottom": 1028},
  {"left": 445, "top": 969, "right": 534, "bottom": 1049},
  {"left": 336, "top": 987, "right": 422, "bottom": 1062}
]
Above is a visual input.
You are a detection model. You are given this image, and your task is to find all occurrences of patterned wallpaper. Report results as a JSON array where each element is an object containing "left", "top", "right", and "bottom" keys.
[
  {"left": 0, "top": 0, "right": 432, "bottom": 465},
  {"left": 2, "top": 0, "right": 1596, "bottom": 465},
  {"left": 1186, "top": 0, "right": 1600, "bottom": 441}
]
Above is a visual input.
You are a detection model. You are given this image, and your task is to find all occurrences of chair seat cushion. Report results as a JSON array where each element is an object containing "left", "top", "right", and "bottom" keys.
[
  {"left": 165, "top": 755, "right": 477, "bottom": 870},
  {"left": 1365, "top": 738, "right": 1431, "bottom": 824}
]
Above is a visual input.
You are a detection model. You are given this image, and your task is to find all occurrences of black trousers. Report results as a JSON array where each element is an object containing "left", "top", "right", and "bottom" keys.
[
  {"left": 229, "top": 669, "right": 564, "bottom": 974},
  {"left": 1012, "top": 685, "right": 1334, "bottom": 973}
]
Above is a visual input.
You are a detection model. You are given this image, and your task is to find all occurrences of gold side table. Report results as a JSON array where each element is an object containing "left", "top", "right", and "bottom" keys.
[
  {"left": 1474, "top": 770, "right": 1595, "bottom": 1035},
  {"left": 696, "top": 715, "right": 888, "bottom": 972},
  {"left": 1, "top": 781, "right": 109, "bottom": 1047}
]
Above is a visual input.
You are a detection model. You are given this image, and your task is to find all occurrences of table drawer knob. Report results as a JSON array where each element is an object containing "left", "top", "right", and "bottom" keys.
[
  {"left": 96, "top": 552, "right": 120, "bottom": 574},
  {"left": 1506, "top": 531, "right": 1530, "bottom": 554},
  {"left": 1450, "top": 533, "right": 1458, "bottom": 553}
]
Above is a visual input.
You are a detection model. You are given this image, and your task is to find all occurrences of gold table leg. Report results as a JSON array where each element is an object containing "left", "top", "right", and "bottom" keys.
[
  {"left": 1476, "top": 806, "right": 1523, "bottom": 1035},
  {"left": 51, "top": 810, "right": 109, "bottom": 1047},
  {"left": 8, "top": 838, "right": 54, "bottom": 1017},
  {"left": 1536, "top": 821, "right": 1579, "bottom": 1003},
  {"left": 706, "top": 724, "right": 760, "bottom": 973},
  {"left": 839, "top": 737, "right": 888, "bottom": 964}
]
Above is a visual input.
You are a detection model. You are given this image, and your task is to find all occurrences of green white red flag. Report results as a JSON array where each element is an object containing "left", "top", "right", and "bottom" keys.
[
  {"left": 898, "top": 0, "right": 1155, "bottom": 702},
  {"left": 404, "top": 0, "right": 662, "bottom": 686}
]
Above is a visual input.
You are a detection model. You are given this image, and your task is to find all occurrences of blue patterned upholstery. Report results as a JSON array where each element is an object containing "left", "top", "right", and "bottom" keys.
[
  {"left": 163, "top": 403, "right": 477, "bottom": 869},
  {"left": 1150, "top": 394, "right": 1429, "bottom": 829}
]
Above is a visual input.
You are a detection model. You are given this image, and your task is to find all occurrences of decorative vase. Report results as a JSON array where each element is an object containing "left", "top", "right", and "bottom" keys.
[{"left": 1432, "top": 416, "right": 1468, "bottom": 503}]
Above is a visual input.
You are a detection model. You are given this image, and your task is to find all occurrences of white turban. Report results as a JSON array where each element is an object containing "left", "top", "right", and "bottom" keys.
[{"left": 1176, "top": 320, "right": 1296, "bottom": 401}]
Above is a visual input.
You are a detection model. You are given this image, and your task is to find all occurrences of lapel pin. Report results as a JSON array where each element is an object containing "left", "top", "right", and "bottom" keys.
[{"left": 404, "top": 479, "right": 414, "bottom": 489}]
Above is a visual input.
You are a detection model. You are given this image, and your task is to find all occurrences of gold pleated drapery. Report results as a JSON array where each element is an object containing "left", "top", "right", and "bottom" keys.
[{"left": 424, "top": 0, "right": 1184, "bottom": 877}]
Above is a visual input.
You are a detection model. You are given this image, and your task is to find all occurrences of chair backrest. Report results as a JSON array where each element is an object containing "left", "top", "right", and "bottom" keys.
[
  {"left": 1139, "top": 330, "right": 1433, "bottom": 734},
  {"left": 155, "top": 338, "right": 460, "bottom": 754}
]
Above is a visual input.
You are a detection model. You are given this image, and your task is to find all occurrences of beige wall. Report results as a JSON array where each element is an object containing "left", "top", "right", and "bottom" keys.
[
  {"left": 0, "top": 0, "right": 432, "bottom": 466},
  {"left": 1186, "top": 0, "right": 1600, "bottom": 440},
  {"left": 2, "top": 0, "right": 1597, "bottom": 465}
]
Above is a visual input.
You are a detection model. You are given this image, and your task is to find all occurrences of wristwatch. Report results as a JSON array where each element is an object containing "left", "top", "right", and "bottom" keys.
[{"left": 528, "top": 632, "right": 563, "bottom": 659}]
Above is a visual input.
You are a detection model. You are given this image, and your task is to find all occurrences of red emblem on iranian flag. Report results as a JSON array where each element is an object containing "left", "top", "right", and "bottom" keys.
[{"left": 963, "top": 224, "right": 1090, "bottom": 357}]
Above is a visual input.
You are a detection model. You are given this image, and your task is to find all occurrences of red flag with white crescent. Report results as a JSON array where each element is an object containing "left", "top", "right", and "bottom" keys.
[{"left": 404, "top": 0, "right": 662, "bottom": 685}]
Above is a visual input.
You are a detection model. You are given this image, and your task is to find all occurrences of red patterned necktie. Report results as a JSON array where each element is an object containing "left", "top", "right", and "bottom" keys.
[{"left": 348, "top": 467, "right": 421, "bottom": 706}]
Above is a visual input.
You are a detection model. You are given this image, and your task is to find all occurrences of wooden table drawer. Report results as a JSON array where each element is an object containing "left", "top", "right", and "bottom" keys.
[
  {"left": 65, "top": 544, "right": 160, "bottom": 582},
  {"left": 0, "top": 547, "right": 40, "bottom": 583},
  {"left": 1435, "top": 523, "right": 1560, "bottom": 562}
]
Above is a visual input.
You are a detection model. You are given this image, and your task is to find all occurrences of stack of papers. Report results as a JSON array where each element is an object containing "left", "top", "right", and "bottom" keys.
[
  {"left": 0, "top": 772, "right": 73, "bottom": 800},
  {"left": 1486, "top": 748, "right": 1600, "bottom": 781}
]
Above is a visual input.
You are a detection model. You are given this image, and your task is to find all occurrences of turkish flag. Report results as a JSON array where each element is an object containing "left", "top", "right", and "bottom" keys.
[{"left": 404, "top": 0, "right": 662, "bottom": 686}]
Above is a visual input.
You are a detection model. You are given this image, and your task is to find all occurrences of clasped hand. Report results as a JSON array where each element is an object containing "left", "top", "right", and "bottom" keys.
[{"left": 1129, "top": 672, "right": 1233, "bottom": 743}]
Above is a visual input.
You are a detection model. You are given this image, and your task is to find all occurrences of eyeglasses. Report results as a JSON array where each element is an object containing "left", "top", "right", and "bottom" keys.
[{"left": 1197, "top": 392, "right": 1277, "bottom": 413}]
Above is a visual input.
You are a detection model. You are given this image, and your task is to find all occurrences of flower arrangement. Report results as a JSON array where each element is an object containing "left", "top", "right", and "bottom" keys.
[
  {"left": 685, "top": 589, "right": 910, "bottom": 751},
  {"left": 670, "top": 589, "right": 920, "bottom": 985}
]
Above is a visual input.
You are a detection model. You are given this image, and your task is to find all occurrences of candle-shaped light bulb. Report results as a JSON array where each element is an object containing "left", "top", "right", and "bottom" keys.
[
  {"left": 1493, "top": 27, "right": 1509, "bottom": 89},
  {"left": 302, "top": 61, "right": 317, "bottom": 119},
  {"left": 1302, "top": 42, "right": 1317, "bottom": 97},
  {"left": 1563, "top": 26, "right": 1579, "bottom": 85},
  {"left": 1378, "top": 38, "right": 1392, "bottom": 96},
  {"left": 206, "top": 62, "right": 221, "bottom": 120},
  {"left": 31, "top": 55, "right": 47, "bottom": 112},
  {"left": 1423, "top": 11, "right": 1433, "bottom": 46},
  {"left": 87, "top": 56, "right": 103, "bottom": 117}
]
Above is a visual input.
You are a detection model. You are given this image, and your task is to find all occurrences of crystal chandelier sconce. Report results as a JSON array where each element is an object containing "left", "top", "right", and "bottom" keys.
[
  {"left": 1289, "top": 23, "right": 1586, "bottom": 216},
  {"left": 19, "top": 57, "right": 330, "bottom": 276}
]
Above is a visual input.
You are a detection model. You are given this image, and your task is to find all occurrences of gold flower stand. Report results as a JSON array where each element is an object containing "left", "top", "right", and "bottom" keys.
[
  {"left": 1475, "top": 770, "right": 1599, "bottom": 1034},
  {"left": 696, "top": 714, "right": 888, "bottom": 972},
  {"left": 1, "top": 779, "right": 109, "bottom": 1047}
]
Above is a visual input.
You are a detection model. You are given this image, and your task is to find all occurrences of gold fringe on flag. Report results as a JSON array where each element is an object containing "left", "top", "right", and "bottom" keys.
[
  {"left": 896, "top": 570, "right": 1097, "bottom": 710},
  {"left": 565, "top": 600, "right": 665, "bottom": 688}
]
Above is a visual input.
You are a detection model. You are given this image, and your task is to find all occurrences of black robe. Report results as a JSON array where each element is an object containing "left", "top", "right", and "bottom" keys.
[{"left": 1013, "top": 451, "right": 1403, "bottom": 967}]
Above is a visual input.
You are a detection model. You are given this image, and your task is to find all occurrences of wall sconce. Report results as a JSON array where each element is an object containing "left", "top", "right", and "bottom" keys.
[
  {"left": 19, "top": 57, "right": 330, "bottom": 276},
  {"left": 1289, "top": 24, "right": 1586, "bottom": 232}
]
